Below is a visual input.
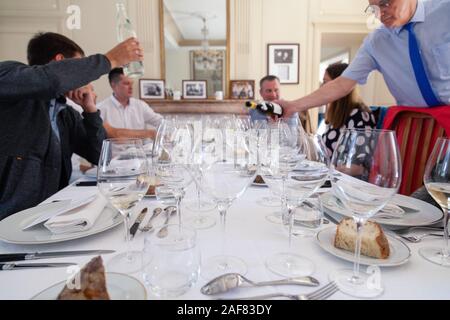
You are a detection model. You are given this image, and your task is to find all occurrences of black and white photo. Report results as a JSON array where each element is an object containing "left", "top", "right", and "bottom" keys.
[
  {"left": 182, "top": 80, "right": 207, "bottom": 99},
  {"left": 268, "top": 44, "right": 300, "bottom": 84},
  {"left": 139, "top": 79, "right": 165, "bottom": 99}
]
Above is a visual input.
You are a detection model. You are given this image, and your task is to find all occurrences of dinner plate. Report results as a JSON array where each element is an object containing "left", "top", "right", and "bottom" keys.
[
  {"left": 0, "top": 205, "right": 123, "bottom": 245},
  {"left": 316, "top": 226, "right": 411, "bottom": 267},
  {"left": 319, "top": 192, "right": 443, "bottom": 227},
  {"left": 294, "top": 160, "right": 327, "bottom": 172},
  {"left": 31, "top": 273, "right": 147, "bottom": 300}
]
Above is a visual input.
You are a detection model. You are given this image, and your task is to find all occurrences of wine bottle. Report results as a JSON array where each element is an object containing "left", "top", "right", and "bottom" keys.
[
  {"left": 116, "top": 2, "right": 144, "bottom": 78},
  {"left": 245, "top": 100, "right": 283, "bottom": 116}
]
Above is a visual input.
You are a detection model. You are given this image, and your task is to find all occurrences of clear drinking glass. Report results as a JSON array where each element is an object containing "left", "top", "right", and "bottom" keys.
[
  {"left": 420, "top": 137, "right": 450, "bottom": 267},
  {"left": 97, "top": 138, "right": 150, "bottom": 273},
  {"left": 262, "top": 122, "right": 328, "bottom": 277},
  {"left": 193, "top": 115, "right": 257, "bottom": 279},
  {"left": 142, "top": 224, "right": 200, "bottom": 298},
  {"left": 153, "top": 119, "right": 193, "bottom": 227},
  {"left": 329, "top": 129, "right": 401, "bottom": 298}
]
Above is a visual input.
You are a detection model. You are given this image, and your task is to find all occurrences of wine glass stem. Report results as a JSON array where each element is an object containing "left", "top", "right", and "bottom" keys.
[
  {"left": 443, "top": 204, "right": 449, "bottom": 258},
  {"left": 352, "top": 219, "right": 364, "bottom": 280},
  {"left": 123, "top": 212, "right": 132, "bottom": 260},
  {"left": 175, "top": 195, "right": 182, "bottom": 227},
  {"left": 287, "top": 205, "right": 294, "bottom": 249},
  {"left": 218, "top": 202, "right": 229, "bottom": 255}
]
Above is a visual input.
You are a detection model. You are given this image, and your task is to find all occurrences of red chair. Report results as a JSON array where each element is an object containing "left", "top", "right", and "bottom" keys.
[{"left": 382, "top": 106, "right": 450, "bottom": 196}]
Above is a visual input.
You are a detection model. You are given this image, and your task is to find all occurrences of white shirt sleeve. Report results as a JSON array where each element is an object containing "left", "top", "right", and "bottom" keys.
[
  {"left": 140, "top": 100, "right": 163, "bottom": 129},
  {"left": 342, "top": 37, "right": 379, "bottom": 85}
]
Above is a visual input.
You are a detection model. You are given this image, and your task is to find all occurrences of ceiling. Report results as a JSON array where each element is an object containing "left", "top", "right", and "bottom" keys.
[{"left": 164, "top": 0, "right": 226, "bottom": 41}]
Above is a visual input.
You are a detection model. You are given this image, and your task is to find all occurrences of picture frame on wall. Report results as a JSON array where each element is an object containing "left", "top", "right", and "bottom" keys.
[
  {"left": 139, "top": 79, "right": 165, "bottom": 99},
  {"left": 267, "top": 44, "right": 300, "bottom": 84},
  {"left": 182, "top": 80, "right": 207, "bottom": 99},
  {"left": 229, "top": 80, "right": 255, "bottom": 100}
]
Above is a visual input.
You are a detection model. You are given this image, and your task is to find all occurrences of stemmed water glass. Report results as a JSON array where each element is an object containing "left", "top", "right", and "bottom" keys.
[
  {"left": 330, "top": 129, "right": 401, "bottom": 298},
  {"left": 262, "top": 120, "right": 328, "bottom": 277},
  {"left": 97, "top": 138, "right": 150, "bottom": 273},
  {"left": 193, "top": 115, "right": 257, "bottom": 279},
  {"left": 420, "top": 137, "right": 450, "bottom": 267},
  {"left": 152, "top": 118, "right": 193, "bottom": 227}
]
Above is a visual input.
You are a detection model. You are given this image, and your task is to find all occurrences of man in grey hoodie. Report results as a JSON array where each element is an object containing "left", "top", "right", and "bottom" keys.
[{"left": 0, "top": 32, "right": 143, "bottom": 219}]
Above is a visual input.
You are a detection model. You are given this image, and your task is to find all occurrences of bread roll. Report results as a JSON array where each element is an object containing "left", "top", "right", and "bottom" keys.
[{"left": 334, "top": 218, "right": 390, "bottom": 259}]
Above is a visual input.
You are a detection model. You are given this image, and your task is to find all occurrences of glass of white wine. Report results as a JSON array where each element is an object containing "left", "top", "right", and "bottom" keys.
[
  {"left": 97, "top": 138, "right": 150, "bottom": 273},
  {"left": 420, "top": 137, "right": 450, "bottom": 267}
]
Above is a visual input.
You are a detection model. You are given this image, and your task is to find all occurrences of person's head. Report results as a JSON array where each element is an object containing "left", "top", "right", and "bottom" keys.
[
  {"left": 366, "top": 0, "right": 418, "bottom": 28},
  {"left": 259, "top": 75, "right": 280, "bottom": 101},
  {"left": 108, "top": 68, "right": 134, "bottom": 100},
  {"left": 27, "top": 32, "right": 84, "bottom": 66},
  {"left": 324, "top": 62, "right": 369, "bottom": 128}
]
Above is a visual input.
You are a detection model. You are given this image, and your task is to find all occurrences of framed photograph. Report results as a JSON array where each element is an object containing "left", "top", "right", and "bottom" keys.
[
  {"left": 267, "top": 44, "right": 300, "bottom": 84},
  {"left": 139, "top": 79, "right": 165, "bottom": 99},
  {"left": 229, "top": 80, "right": 255, "bottom": 100},
  {"left": 182, "top": 80, "right": 207, "bottom": 99}
]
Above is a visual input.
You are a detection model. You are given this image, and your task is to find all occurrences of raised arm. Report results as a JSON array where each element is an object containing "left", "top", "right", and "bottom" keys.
[{"left": 277, "top": 76, "right": 357, "bottom": 118}]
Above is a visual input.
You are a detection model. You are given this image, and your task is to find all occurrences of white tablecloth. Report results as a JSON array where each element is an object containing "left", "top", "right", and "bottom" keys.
[{"left": 0, "top": 182, "right": 449, "bottom": 300}]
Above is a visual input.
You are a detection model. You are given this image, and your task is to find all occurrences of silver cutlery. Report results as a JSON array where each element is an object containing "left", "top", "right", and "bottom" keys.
[
  {"left": 201, "top": 273, "right": 319, "bottom": 295},
  {"left": 0, "top": 250, "right": 115, "bottom": 263},
  {"left": 156, "top": 206, "right": 177, "bottom": 238},
  {"left": 397, "top": 233, "right": 443, "bottom": 243},
  {"left": 139, "top": 207, "right": 163, "bottom": 232},
  {"left": 129, "top": 207, "right": 148, "bottom": 238},
  {"left": 230, "top": 281, "right": 338, "bottom": 300},
  {"left": 1, "top": 262, "right": 77, "bottom": 271}
]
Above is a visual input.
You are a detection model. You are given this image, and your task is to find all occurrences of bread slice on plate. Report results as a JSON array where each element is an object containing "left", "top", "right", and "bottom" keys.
[
  {"left": 334, "top": 218, "right": 390, "bottom": 259},
  {"left": 57, "top": 256, "right": 110, "bottom": 300}
]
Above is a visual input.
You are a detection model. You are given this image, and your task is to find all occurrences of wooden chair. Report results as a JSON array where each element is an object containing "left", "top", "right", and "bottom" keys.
[{"left": 383, "top": 108, "right": 448, "bottom": 196}]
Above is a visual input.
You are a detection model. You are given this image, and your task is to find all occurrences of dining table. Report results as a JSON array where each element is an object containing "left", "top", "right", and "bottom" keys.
[{"left": 0, "top": 179, "right": 449, "bottom": 300}]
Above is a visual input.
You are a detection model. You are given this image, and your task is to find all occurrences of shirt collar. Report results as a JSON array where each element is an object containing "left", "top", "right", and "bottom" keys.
[
  {"left": 111, "top": 94, "right": 129, "bottom": 109},
  {"left": 393, "top": 0, "right": 425, "bottom": 34}
]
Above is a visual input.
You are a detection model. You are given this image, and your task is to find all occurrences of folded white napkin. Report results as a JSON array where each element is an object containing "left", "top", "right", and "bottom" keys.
[{"left": 44, "top": 195, "right": 107, "bottom": 234}]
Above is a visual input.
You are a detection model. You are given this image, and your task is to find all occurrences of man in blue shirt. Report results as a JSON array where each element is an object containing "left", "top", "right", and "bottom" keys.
[
  {"left": 279, "top": 0, "right": 450, "bottom": 116},
  {"left": 250, "top": 75, "right": 304, "bottom": 127}
]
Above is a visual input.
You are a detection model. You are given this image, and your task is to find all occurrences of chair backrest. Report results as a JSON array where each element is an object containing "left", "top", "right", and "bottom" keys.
[{"left": 384, "top": 110, "right": 447, "bottom": 195}]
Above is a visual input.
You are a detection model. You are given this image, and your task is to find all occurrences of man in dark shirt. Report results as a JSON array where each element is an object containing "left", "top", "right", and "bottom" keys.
[{"left": 0, "top": 32, "right": 143, "bottom": 219}]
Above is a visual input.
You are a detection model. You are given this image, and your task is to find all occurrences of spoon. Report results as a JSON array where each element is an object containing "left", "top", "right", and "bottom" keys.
[
  {"left": 139, "top": 207, "right": 163, "bottom": 232},
  {"left": 156, "top": 206, "right": 177, "bottom": 238},
  {"left": 200, "top": 273, "right": 320, "bottom": 295}
]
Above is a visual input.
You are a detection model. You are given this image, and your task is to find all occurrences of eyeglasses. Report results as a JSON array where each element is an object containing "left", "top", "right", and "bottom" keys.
[{"left": 364, "top": 0, "right": 390, "bottom": 16}]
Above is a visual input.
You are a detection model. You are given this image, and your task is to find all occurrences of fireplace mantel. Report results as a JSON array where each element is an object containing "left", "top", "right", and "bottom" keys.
[{"left": 143, "top": 99, "right": 248, "bottom": 115}]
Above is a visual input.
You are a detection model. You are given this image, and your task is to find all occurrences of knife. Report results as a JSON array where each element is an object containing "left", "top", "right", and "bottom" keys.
[
  {"left": 0, "top": 250, "right": 115, "bottom": 263},
  {"left": 1, "top": 262, "right": 77, "bottom": 271},
  {"left": 130, "top": 207, "right": 148, "bottom": 238}
]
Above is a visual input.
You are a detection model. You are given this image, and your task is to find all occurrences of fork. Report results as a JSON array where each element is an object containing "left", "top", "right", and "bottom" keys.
[
  {"left": 234, "top": 281, "right": 338, "bottom": 300},
  {"left": 397, "top": 233, "right": 443, "bottom": 243}
]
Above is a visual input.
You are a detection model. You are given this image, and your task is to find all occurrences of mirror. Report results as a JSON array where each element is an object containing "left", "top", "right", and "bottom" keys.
[{"left": 159, "top": 0, "right": 230, "bottom": 99}]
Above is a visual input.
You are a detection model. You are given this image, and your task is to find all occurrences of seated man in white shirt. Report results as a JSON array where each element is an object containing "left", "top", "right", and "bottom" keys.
[{"left": 98, "top": 68, "right": 163, "bottom": 140}]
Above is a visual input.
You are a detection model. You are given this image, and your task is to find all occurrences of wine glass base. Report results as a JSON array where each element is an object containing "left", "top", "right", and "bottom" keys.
[
  {"left": 419, "top": 247, "right": 450, "bottom": 267},
  {"left": 265, "top": 212, "right": 282, "bottom": 224},
  {"left": 258, "top": 196, "right": 282, "bottom": 208},
  {"left": 201, "top": 255, "right": 247, "bottom": 280},
  {"left": 184, "top": 215, "right": 216, "bottom": 230},
  {"left": 107, "top": 251, "right": 143, "bottom": 274},
  {"left": 329, "top": 269, "right": 384, "bottom": 298},
  {"left": 265, "top": 252, "right": 315, "bottom": 278},
  {"left": 185, "top": 200, "right": 217, "bottom": 212}
]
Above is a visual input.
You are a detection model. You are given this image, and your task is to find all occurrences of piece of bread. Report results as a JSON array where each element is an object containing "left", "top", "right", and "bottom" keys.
[
  {"left": 57, "top": 256, "right": 110, "bottom": 300},
  {"left": 146, "top": 177, "right": 162, "bottom": 196},
  {"left": 253, "top": 175, "right": 265, "bottom": 184},
  {"left": 334, "top": 218, "right": 390, "bottom": 259}
]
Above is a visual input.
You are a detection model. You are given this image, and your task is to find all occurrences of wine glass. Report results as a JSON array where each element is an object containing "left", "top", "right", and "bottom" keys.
[
  {"left": 262, "top": 120, "right": 326, "bottom": 277},
  {"left": 97, "top": 138, "right": 150, "bottom": 273},
  {"left": 329, "top": 129, "right": 401, "bottom": 298},
  {"left": 193, "top": 115, "right": 257, "bottom": 279},
  {"left": 152, "top": 118, "right": 194, "bottom": 227},
  {"left": 420, "top": 137, "right": 450, "bottom": 267}
]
